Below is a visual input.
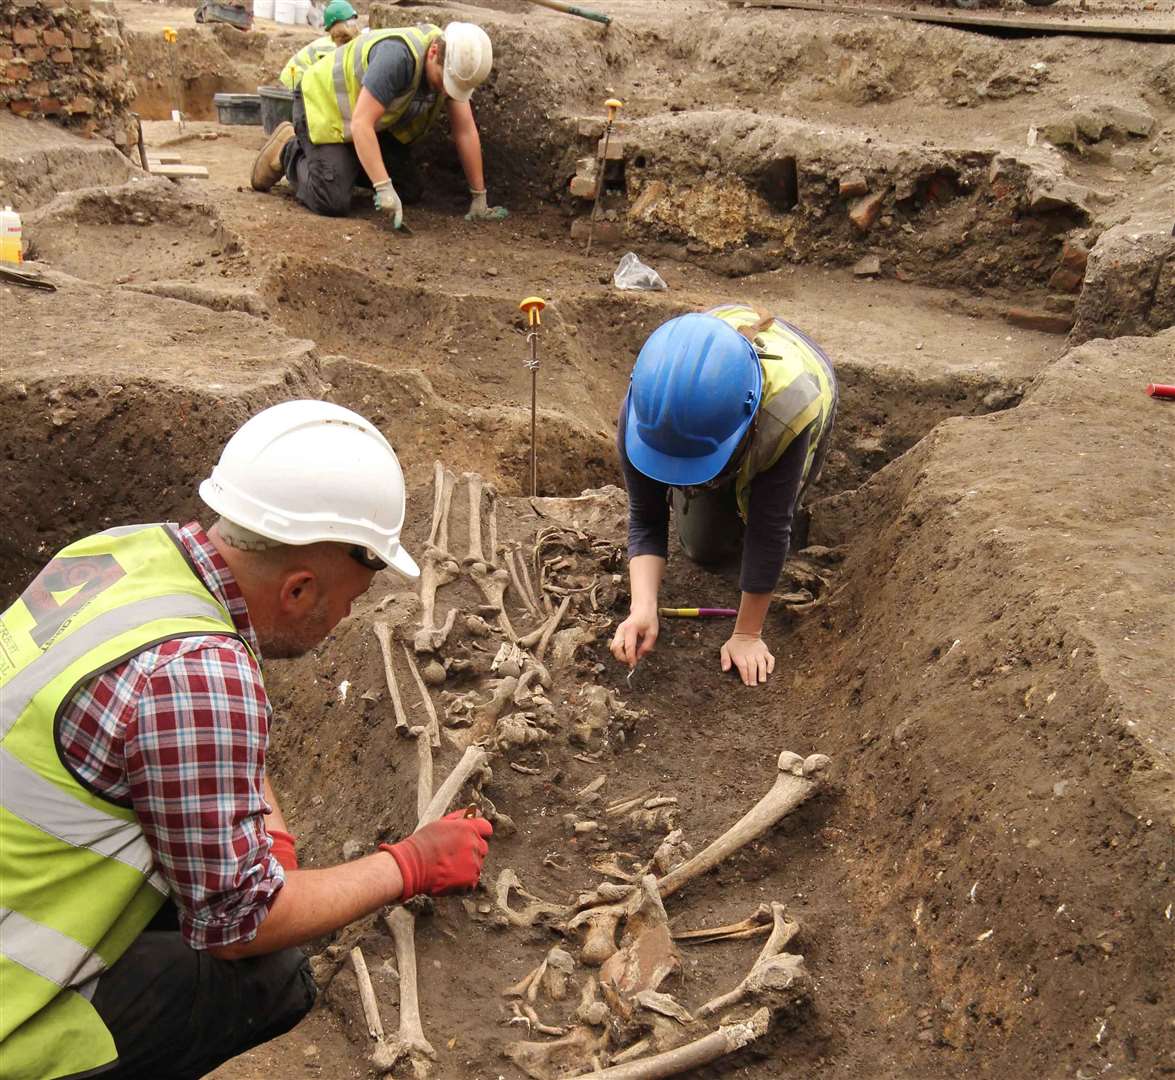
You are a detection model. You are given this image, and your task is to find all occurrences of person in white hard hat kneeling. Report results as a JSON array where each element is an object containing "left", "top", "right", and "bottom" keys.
[
  {"left": 0, "top": 401, "right": 494, "bottom": 1080},
  {"left": 251, "top": 20, "right": 507, "bottom": 227}
]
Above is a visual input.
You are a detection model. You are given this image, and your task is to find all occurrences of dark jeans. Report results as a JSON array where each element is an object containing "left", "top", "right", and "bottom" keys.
[
  {"left": 78, "top": 904, "right": 316, "bottom": 1080},
  {"left": 283, "top": 91, "right": 421, "bottom": 217}
]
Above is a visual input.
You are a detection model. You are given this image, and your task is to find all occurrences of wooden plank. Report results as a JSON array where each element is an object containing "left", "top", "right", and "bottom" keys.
[
  {"left": 731, "top": 0, "right": 1175, "bottom": 41},
  {"left": 148, "top": 163, "right": 209, "bottom": 178},
  {"left": 147, "top": 151, "right": 182, "bottom": 164}
]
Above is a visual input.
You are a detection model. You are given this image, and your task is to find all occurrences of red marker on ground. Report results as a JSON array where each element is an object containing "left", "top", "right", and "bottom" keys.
[{"left": 1146, "top": 384, "right": 1175, "bottom": 400}]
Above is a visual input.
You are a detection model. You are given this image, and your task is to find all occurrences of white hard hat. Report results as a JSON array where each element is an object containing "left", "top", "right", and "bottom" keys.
[
  {"left": 199, "top": 400, "right": 419, "bottom": 579},
  {"left": 442, "top": 22, "right": 492, "bottom": 103}
]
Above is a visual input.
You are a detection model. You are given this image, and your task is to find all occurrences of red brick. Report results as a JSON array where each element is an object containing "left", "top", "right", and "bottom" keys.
[
  {"left": 1048, "top": 266, "right": 1083, "bottom": 294},
  {"left": 50, "top": 48, "right": 73, "bottom": 62},
  {"left": 9, "top": 98, "right": 35, "bottom": 114},
  {"left": 3, "top": 60, "right": 30, "bottom": 82},
  {"left": 0, "top": 45, "right": 13, "bottom": 61},
  {"left": 69, "top": 0, "right": 92, "bottom": 10},
  {"left": 65, "top": 93, "right": 94, "bottom": 114},
  {"left": 41, "top": 28, "right": 68, "bottom": 47},
  {"left": 1005, "top": 307, "right": 1073, "bottom": 334},
  {"left": 839, "top": 172, "right": 868, "bottom": 198},
  {"left": 1060, "top": 240, "right": 1089, "bottom": 273},
  {"left": 849, "top": 191, "right": 885, "bottom": 233},
  {"left": 26, "top": 79, "right": 49, "bottom": 96},
  {"left": 36, "top": 97, "right": 63, "bottom": 114},
  {"left": 22, "top": 46, "right": 45, "bottom": 61},
  {"left": 70, "top": 30, "right": 92, "bottom": 49},
  {"left": 12, "top": 26, "right": 38, "bottom": 45}
]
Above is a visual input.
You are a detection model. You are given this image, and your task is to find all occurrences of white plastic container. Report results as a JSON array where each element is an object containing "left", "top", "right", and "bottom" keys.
[
  {"left": 273, "top": 0, "right": 296, "bottom": 24},
  {"left": 253, "top": 0, "right": 275, "bottom": 19},
  {"left": 0, "top": 206, "right": 22, "bottom": 265},
  {"left": 293, "top": 0, "right": 310, "bottom": 24}
]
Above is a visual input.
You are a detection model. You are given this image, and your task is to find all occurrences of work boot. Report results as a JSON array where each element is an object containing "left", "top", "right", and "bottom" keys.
[{"left": 251, "top": 121, "right": 294, "bottom": 192}]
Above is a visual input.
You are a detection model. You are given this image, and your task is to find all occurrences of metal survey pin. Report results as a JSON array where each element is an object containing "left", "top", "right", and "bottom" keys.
[
  {"left": 519, "top": 296, "right": 546, "bottom": 497},
  {"left": 585, "top": 98, "right": 623, "bottom": 255}
]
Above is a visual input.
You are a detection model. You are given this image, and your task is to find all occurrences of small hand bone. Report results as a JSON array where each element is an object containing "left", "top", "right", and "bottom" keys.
[{"left": 657, "top": 751, "right": 831, "bottom": 900}]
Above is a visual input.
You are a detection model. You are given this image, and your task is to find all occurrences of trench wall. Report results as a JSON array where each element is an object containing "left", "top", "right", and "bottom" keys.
[{"left": 0, "top": 0, "right": 137, "bottom": 150}]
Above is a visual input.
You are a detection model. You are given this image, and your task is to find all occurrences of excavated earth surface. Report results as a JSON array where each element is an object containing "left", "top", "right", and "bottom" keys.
[{"left": 1, "top": 1, "right": 1173, "bottom": 1078}]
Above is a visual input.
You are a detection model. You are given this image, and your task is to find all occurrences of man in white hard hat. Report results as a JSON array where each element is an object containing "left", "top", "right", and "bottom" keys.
[
  {"left": 0, "top": 401, "right": 493, "bottom": 1079},
  {"left": 251, "top": 20, "right": 508, "bottom": 227}
]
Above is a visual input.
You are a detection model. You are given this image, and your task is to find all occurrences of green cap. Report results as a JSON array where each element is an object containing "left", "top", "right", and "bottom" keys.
[{"left": 323, "top": 0, "right": 356, "bottom": 29}]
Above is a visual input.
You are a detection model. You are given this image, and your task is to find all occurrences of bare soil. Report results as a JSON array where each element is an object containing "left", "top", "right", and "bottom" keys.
[{"left": 0, "top": 1, "right": 1172, "bottom": 1078}]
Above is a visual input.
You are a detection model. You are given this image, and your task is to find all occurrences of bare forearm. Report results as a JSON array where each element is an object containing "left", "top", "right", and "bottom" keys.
[
  {"left": 629, "top": 554, "right": 665, "bottom": 613},
  {"left": 734, "top": 591, "right": 772, "bottom": 636},
  {"left": 262, "top": 775, "right": 289, "bottom": 834},
  {"left": 208, "top": 852, "right": 402, "bottom": 959},
  {"left": 352, "top": 122, "right": 389, "bottom": 187},
  {"left": 453, "top": 125, "right": 485, "bottom": 191}
]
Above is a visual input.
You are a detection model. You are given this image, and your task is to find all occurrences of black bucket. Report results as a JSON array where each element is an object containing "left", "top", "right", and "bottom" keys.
[
  {"left": 258, "top": 85, "right": 295, "bottom": 134},
  {"left": 213, "top": 92, "right": 262, "bottom": 126}
]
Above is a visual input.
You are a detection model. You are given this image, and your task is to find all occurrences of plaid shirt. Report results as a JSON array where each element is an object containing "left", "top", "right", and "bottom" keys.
[{"left": 57, "top": 522, "right": 284, "bottom": 950}]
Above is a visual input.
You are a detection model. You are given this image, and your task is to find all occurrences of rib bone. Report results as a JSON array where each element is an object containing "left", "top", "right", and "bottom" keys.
[
  {"left": 372, "top": 621, "right": 408, "bottom": 735},
  {"left": 574, "top": 1008, "right": 771, "bottom": 1079},
  {"left": 672, "top": 903, "right": 774, "bottom": 944},
  {"left": 657, "top": 751, "right": 831, "bottom": 900},
  {"left": 507, "top": 544, "right": 541, "bottom": 618}
]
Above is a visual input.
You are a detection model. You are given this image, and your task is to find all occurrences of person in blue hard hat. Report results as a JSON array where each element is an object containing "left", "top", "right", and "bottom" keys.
[{"left": 610, "top": 304, "right": 838, "bottom": 687}]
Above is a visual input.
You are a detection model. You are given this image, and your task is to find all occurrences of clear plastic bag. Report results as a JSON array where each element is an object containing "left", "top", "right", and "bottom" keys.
[{"left": 612, "top": 251, "right": 668, "bottom": 291}]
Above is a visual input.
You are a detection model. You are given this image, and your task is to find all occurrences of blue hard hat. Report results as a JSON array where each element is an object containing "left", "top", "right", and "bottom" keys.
[{"left": 624, "top": 313, "right": 763, "bottom": 487}]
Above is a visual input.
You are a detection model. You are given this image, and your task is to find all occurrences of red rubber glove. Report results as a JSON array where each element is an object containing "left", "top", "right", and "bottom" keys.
[
  {"left": 380, "top": 811, "right": 493, "bottom": 901},
  {"left": 268, "top": 828, "right": 298, "bottom": 871}
]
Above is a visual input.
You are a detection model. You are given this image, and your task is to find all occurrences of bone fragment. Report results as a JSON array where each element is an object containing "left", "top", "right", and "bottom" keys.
[
  {"left": 418, "top": 745, "right": 489, "bottom": 826},
  {"left": 697, "top": 903, "right": 804, "bottom": 1019},
  {"left": 543, "top": 947, "right": 576, "bottom": 1001},
  {"left": 350, "top": 946, "right": 386, "bottom": 1041},
  {"left": 577, "top": 774, "right": 607, "bottom": 799},
  {"left": 463, "top": 472, "right": 485, "bottom": 567},
  {"left": 435, "top": 468, "right": 456, "bottom": 556},
  {"left": 505, "top": 1025, "right": 608, "bottom": 1080},
  {"left": 506, "top": 544, "right": 541, "bottom": 617},
  {"left": 591, "top": 853, "right": 645, "bottom": 883},
  {"left": 599, "top": 876, "right": 680, "bottom": 1004},
  {"left": 470, "top": 561, "right": 515, "bottom": 641},
  {"left": 517, "top": 545, "right": 542, "bottom": 613},
  {"left": 576, "top": 977, "right": 608, "bottom": 1027},
  {"left": 535, "top": 595, "right": 570, "bottom": 662},
  {"left": 568, "top": 902, "right": 627, "bottom": 967},
  {"left": 373, "top": 622, "right": 409, "bottom": 735},
  {"left": 374, "top": 907, "right": 436, "bottom": 1078},
  {"left": 449, "top": 676, "right": 519, "bottom": 750},
  {"left": 503, "top": 961, "right": 544, "bottom": 999},
  {"left": 657, "top": 751, "right": 831, "bottom": 900},
  {"left": 574, "top": 1008, "right": 771, "bottom": 1079},
  {"left": 551, "top": 624, "right": 596, "bottom": 675},
  {"left": 519, "top": 1001, "right": 566, "bottom": 1037},
  {"left": 635, "top": 990, "right": 693, "bottom": 1025},
  {"left": 494, "top": 868, "right": 568, "bottom": 928},
  {"left": 402, "top": 645, "right": 441, "bottom": 748},
  {"left": 414, "top": 548, "right": 460, "bottom": 654},
  {"left": 492, "top": 641, "right": 524, "bottom": 678},
  {"left": 672, "top": 903, "right": 774, "bottom": 944},
  {"left": 652, "top": 831, "right": 692, "bottom": 878}
]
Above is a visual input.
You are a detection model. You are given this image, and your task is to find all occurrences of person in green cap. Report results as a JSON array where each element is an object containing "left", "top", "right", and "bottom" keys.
[{"left": 278, "top": 0, "right": 360, "bottom": 90}]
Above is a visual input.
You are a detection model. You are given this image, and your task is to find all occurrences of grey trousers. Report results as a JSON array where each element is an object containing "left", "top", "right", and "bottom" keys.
[{"left": 283, "top": 92, "right": 420, "bottom": 217}]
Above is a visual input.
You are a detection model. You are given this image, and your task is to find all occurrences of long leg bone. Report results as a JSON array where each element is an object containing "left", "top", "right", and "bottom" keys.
[
  {"left": 435, "top": 468, "right": 456, "bottom": 556},
  {"left": 373, "top": 622, "right": 409, "bottom": 735},
  {"left": 486, "top": 484, "right": 499, "bottom": 569},
  {"left": 469, "top": 561, "right": 516, "bottom": 641},
  {"left": 419, "top": 745, "right": 490, "bottom": 826},
  {"left": 414, "top": 548, "right": 460, "bottom": 654},
  {"left": 351, "top": 946, "right": 386, "bottom": 1042},
  {"left": 411, "top": 724, "right": 433, "bottom": 824},
  {"left": 374, "top": 907, "right": 436, "bottom": 1078},
  {"left": 657, "top": 751, "right": 831, "bottom": 900},
  {"left": 425, "top": 461, "right": 445, "bottom": 550},
  {"left": 402, "top": 645, "right": 441, "bottom": 748},
  {"left": 505, "top": 1024, "right": 608, "bottom": 1080},
  {"left": 573, "top": 1008, "right": 771, "bottom": 1080},
  {"left": 463, "top": 472, "right": 485, "bottom": 567},
  {"left": 535, "top": 595, "right": 570, "bottom": 663}
]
